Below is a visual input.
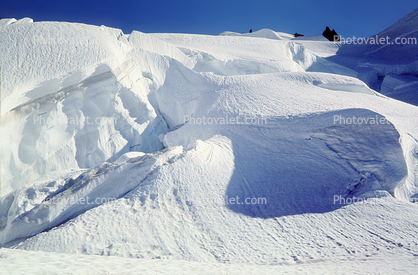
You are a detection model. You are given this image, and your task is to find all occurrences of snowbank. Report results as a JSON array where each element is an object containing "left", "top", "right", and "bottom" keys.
[{"left": 0, "top": 21, "right": 194, "bottom": 195}]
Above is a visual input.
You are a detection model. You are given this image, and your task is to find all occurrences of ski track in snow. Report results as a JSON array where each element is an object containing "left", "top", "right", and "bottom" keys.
[{"left": 1, "top": 10, "right": 418, "bottom": 273}]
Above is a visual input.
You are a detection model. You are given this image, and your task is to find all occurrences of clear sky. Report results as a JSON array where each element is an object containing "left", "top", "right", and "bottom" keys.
[{"left": 1, "top": 0, "right": 417, "bottom": 38}]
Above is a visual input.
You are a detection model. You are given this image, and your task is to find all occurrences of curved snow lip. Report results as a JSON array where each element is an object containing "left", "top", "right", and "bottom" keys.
[
  {"left": 224, "top": 109, "right": 407, "bottom": 218},
  {"left": 0, "top": 146, "right": 184, "bottom": 246},
  {"left": 1, "top": 62, "right": 168, "bottom": 194}
]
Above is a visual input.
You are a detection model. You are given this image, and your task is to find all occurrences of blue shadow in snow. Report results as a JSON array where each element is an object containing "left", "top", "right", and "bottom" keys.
[{"left": 224, "top": 109, "right": 407, "bottom": 218}]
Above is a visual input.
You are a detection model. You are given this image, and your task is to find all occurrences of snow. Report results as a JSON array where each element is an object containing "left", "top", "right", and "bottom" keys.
[
  {"left": 1, "top": 246, "right": 418, "bottom": 274},
  {"left": 380, "top": 73, "right": 418, "bottom": 105},
  {"left": 1, "top": 8, "right": 418, "bottom": 274},
  {"left": 220, "top": 28, "right": 296, "bottom": 40},
  {"left": 326, "top": 8, "right": 418, "bottom": 91}
]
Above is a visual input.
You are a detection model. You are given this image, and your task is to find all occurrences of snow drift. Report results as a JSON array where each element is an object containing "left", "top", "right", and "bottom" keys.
[{"left": 1, "top": 9, "right": 418, "bottom": 267}]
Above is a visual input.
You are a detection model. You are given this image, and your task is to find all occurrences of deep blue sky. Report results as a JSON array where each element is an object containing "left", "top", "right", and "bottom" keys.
[{"left": 1, "top": 0, "right": 417, "bottom": 38}]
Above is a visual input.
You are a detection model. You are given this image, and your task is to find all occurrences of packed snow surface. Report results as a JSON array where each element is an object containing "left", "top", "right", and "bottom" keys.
[{"left": 1, "top": 9, "right": 418, "bottom": 274}]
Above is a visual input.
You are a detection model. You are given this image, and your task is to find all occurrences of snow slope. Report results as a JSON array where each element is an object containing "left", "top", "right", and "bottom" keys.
[
  {"left": 1, "top": 10, "right": 418, "bottom": 273},
  {"left": 327, "top": 8, "right": 418, "bottom": 99},
  {"left": 2, "top": 246, "right": 418, "bottom": 274}
]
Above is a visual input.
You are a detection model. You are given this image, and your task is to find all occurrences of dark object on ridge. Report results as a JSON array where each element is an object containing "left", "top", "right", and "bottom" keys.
[
  {"left": 322, "top": 26, "right": 340, "bottom": 41},
  {"left": 249, "top": 29, "right": 252, "bottom": 33},
  {"left": 294, "top": 33, "right": 304, "bottom": 37}
]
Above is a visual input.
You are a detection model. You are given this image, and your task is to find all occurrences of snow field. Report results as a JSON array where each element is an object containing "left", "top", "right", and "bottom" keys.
[{"left": 1, "top": 9, "right": 418, "bottom": 273}]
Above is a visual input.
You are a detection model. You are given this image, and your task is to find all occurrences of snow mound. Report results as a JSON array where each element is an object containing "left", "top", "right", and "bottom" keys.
[
  {"left": 219, "top": 29, "right": 294, "bottom": 40},
  {"left": 0, "top": 21, "right": 195, "bottom": 195},
  {"left": 0, "top": 17, "right": 33, "bottom": 28},
  {"left": 219, "top": 29, "right": 330, "bottom": 42},
  {"left": 0, "top": 22, "right": 193, "bottom": 115}
]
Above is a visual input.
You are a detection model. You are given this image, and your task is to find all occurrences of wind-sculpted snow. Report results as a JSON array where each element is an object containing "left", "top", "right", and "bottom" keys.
[
  {"left": 0, "top": 21, "right": 193, "bottom": 115},
  {"left": 0, "top": 147, "right": 183, "bottom": 245},
  {"left": 1, "top": 14, "right": 418, "bottom": 269},
  {"left": 0, "top": 21, "right": 195, "bottom": 195}
]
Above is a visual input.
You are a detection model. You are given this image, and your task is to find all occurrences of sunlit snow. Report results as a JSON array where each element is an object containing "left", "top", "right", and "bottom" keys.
[{"left": 1, "top": 9, "right": 418, "bottom": 274}]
